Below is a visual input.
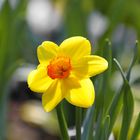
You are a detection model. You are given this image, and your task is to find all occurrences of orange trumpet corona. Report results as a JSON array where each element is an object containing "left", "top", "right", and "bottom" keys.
[{"left": 47, "top": 56, "right": 72, "bottom": 79}]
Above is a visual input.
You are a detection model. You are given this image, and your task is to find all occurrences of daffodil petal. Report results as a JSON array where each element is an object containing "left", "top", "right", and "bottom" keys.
[
  {"left": 59, "top": 36, "right": 91, "bottom": 61},
  {"left": 73, "top": 55, "right": 108, "bottom": 78},
  {"left": 42, "top": 80, "right": 64, "bottom": 112},
  {"left": 27, "top": 67, "right": 54, "bottom": 93},
  {"left": 65, "top": 78, "right": 95, "bottom": 108},
  {"left": 37, "top": 41, "right": 58, "bottom": 64}
]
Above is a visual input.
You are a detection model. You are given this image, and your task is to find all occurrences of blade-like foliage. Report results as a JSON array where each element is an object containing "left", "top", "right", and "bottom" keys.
[
  {"left": 0, "top": 0, "right": 27, "bottom": 139},
  {"left": 131, "top": 113, "right": 140, "bottom": 140},
  {"left": 126, "top": 41, "right": 138, "bottom": 81},
  {"left": 101, "top": 115, "right": 110, "bottom": 140},
  {"left": 82, "top": 39, "right": 112, "bottom": 140},
  {"left": 114, "top": 59, "right": 134, "bottom": 140}
]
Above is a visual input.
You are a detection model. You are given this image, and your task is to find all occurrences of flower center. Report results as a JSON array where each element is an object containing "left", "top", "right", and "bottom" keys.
[{"left": 47, "top": 56, "right": 72, "bottom": 79}]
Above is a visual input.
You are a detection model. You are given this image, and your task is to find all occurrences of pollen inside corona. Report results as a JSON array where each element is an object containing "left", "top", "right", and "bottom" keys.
[{"left": 47, "top": 56, "right": 72, "bottom": 79}]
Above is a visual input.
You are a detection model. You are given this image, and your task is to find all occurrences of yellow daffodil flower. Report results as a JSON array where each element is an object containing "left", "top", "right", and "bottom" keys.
[{"left": 27, "top": 36, "right": 108, "bottom": 112}]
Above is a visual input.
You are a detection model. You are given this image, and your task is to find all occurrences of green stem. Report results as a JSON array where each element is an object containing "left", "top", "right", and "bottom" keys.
[
  {"left": 76, "top": 107, "right": 82, "bottom": 140},
  {"left": 56, "top": 103, "right": 70, "bottom": 140},
  {"left": 0, "top": 98, "right": 6, "bottom": 140},
  {"left": 0, "top": 85, "right": 8, "bottom": 140}
]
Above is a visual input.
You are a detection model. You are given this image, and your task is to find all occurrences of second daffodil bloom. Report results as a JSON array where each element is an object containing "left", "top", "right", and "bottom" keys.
[{"left": 28, "top": 36, "right": 108, "bottom": 112}]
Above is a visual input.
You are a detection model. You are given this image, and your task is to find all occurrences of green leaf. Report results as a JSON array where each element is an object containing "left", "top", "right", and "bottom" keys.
[
  {"left": 76, "top": 107, "right": 82, "bottom": 140},
  {"left": 56, "top": 103, "right": 70, "bottom": 140},
  {"left": 101, "top": 115, "right": 110, "bottom": 140},
  {"left": 0, "top": 0, "right": 12, "bottom": 74},
  {"left": 113, "top": 58, "right": 127, "bottom": 83},
  {"left": 107, "top": 57, "right": 134, "bottom": 137},
  {"left": 131, "top": 113, "right": 140, "bottom": 140},
  {"left": 107, "top": 84, "right": 124, "bottom": 136},
  {"left": 91, "top": 39, "right": 112, "bottom": 140},
  {"left": 65, "top": 0, "right": 87, "bottom": 36},
  {"left": 0, "top": 0, "right": 27, "bottom": 139},
  {"left": 82, "top": 107, "right": 96, "bottom": 140},
  {"left": 95, "top": 39, "right": 112, "bottom": 114},
  {"left": 102, "top": 39, "right": 113, "bottom": 112},
  {"left": 118, "top": 83, "right": 134, "bottom": 140},
  {"left": 94, "top": 108, "right": 103, "bottom": 140},
  {"left": 14, "top": 0, "right": 27, "bottom": 17},
  {"left": 126, "top": 41, "right": 138, "bottom": 81},
  {"left": 113, "top": 59, "right": 134, "bottom": 140}
]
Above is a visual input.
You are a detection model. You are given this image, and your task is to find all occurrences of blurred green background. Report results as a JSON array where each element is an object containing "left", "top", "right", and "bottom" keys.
[{"left": 0, "top": 0, "right": 140, "bottom": 139}]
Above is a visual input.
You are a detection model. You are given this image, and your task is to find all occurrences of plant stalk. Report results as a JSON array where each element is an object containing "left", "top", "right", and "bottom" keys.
[
  {"left": 56, "top": 103, "right": 70, "bottom": 140},
  {"left": 76, "top": 107, "right": 82, "bottom": 140}
]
